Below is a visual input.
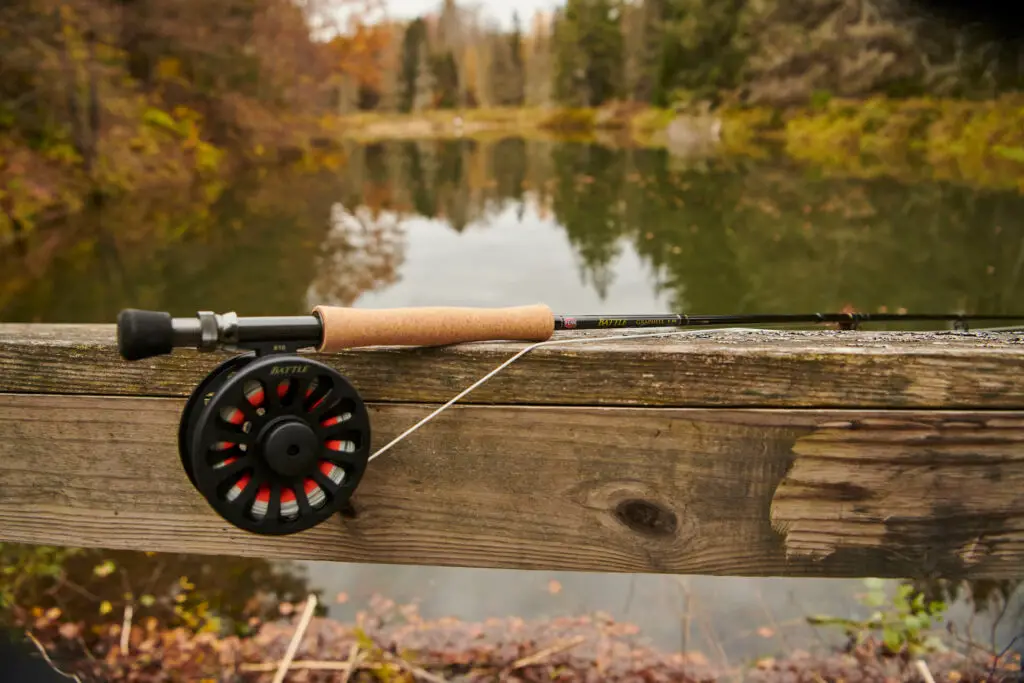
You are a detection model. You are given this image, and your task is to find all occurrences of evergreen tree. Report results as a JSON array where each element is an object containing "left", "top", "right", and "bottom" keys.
[
  {"left": 432, "top": 51, "right": 460, "bottom": 108},
  {"left": 552, "top": 6, "right": 586, "bottom": 105},
  {"left": 507, "top": 12, "right": 526, "bottom": 105},
  {"left": 413, "top": 38, "right": 436, "bottom": 110},
  {"left": 400, "top": 19, "right": 428, "bottom": 112},
  {"left": 552, "top": 0, "right": 624, "bottom": 107}
]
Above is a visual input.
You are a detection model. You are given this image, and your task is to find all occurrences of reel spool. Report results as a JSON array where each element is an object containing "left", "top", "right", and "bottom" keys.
[{"left": 179, "top": 353, "right": 371, "bottom": 535}]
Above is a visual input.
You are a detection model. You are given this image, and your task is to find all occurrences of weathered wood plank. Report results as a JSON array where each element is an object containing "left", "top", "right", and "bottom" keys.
[
  {"left": 1, "top": 393, "right": 1021, "bottom": 579},
  {"left": 2, "top": 324, "right": 1024, "bottom": 408}
]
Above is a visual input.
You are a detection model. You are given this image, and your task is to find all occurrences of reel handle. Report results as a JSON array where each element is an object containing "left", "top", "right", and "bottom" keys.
[{"left": 313, "top": 304, "right": 554, "bottom": 352}]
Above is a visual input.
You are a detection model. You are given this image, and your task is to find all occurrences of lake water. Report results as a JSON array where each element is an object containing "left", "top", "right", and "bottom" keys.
[{"left": 1, "top": 137, "right": 1021, "bottom": 663}]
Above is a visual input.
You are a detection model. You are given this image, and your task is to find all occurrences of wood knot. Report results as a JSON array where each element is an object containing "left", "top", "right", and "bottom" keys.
[{"left": 614, "top": 499, "right": 678, "bottom": 538}]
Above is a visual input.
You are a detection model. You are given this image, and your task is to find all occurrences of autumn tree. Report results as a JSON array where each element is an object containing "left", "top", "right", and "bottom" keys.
[
  {"left": 374, "top": 22, "right": 405, "bottom": 111},
  {"left": 327, "top": 20, "right": 396, "bottom": 111},
  {"left": 523, "top": 10, "right": 554, "bottom": 105},
  {"left": 471, "top": 30, "right": 495, "bottom": 107},
  {"left": 486, "top": 15, "right": 526, "bottom": 106},
  {"left": 0, "top": 0, "right": 342, "bottom": 226},
  {"left": 460, "top": 43, "right": 482, "bottom": 106}
]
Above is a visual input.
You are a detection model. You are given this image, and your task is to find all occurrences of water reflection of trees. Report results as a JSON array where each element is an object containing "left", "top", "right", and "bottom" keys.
[
  {"left": 3, "top": 135, "right": 1021, "bottom": 322},
  {"left": 306, "top": 204, "right": 406, "bottom": 307},
  {"left": 336, "top": 138, "right": 557, "bottom": 233},
  {"left": 0, "top": 168, "right": 408, "bottom": 322},
  {"left": 336, "top": 138, "right": 1024, "bottom": 316}
]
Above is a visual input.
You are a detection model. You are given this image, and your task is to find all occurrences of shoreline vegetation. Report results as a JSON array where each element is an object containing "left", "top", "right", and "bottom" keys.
[
  {"left": 4, "top": 94, "right": 1022, "bottom": 244},
  {"left": 14, "top": 594, "right": 1024, "bottom": 682},
  {"left": 331, "top": 97, "right": 1024, "bottom": 193}
]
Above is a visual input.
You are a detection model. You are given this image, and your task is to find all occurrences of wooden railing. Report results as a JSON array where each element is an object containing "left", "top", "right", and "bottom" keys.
[{"left": 0, "top": 324, "right": 1022, "bottom": 579}]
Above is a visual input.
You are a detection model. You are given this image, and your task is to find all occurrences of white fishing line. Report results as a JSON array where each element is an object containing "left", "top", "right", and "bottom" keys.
[{"left": 368, "top": 326, "right": 766, "bottom": 462}]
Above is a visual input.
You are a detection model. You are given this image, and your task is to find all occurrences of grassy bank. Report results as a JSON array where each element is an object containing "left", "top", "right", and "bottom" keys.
[
  {"left": 334, "top": 96, "right": 1024, "bottom": 193},
  {"left": 331, "top": 105, "right": 676, "bottom": 144},
  {"left": 330, "top": 107, "right": 573, "bottom": 142}
]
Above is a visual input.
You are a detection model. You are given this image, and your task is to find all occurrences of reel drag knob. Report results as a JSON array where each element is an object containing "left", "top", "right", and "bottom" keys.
[{"left": 184, "top": 355, "right": 371, "bottom": 535}]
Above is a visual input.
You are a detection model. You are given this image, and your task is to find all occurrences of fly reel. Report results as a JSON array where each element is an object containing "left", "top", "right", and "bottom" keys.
[{"left": 179, "top": 352, "right": 372, "bottom": 535}]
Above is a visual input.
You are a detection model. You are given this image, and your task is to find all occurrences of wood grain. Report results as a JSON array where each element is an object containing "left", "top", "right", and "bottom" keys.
[
  {"left": 1, "top": 392, "right": 1021, "bottom": 579},
  {"left": 771, "top": 416, "right": 1024, "bottom": 571},
  {"left": 3, "top": 324, "right": 1024, "bottom": 408}
]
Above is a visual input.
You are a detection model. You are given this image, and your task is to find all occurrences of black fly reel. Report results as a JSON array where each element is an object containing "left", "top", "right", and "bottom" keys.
[{"left": 179, "top": 353, "right": 372, "bottom": 535}]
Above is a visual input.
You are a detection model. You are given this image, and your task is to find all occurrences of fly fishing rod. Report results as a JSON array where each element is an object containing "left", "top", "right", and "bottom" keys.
[{"left": 116, "top": 304, "right": 1024, "bottom": 537}]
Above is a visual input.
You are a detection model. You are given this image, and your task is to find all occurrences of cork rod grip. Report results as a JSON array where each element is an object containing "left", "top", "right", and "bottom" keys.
[{"left": 312, "top": 304, "right": 555, "bottom": 352}]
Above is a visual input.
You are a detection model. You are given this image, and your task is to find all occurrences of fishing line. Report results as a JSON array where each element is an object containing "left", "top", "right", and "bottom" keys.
[
  {"left": 367, "top": 326, "right": 765, "bottom": 463},
  {"left": 369, "top": 321, "right": 1024, "bottom": 461}
]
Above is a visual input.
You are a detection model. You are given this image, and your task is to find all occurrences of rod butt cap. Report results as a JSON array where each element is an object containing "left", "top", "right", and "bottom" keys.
[{"left": 117, "top": 309, "right": 174, "bottom": 361}]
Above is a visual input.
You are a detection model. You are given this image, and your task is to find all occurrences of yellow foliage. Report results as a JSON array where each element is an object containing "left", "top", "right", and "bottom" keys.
[
  {"left": 538, "top": 108, "right": 596, "bottom": 131},
  {"left": 155, "top": 57, "right": 183, "bottom": 82},
  {"left": 775, "top": 95, "right": 1024, "bottom": 192}
]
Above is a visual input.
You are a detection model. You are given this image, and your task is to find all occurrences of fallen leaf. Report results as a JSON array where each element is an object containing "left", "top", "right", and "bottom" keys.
[
  {"left": 757, "top": 627, "right": 774, "bottom": 638},
  {"left": 684, "top": 651, "right": 710, "bottom": 666},
  {"left": 547, "top": 580, "right": 562, "bottom": 595},
  {"left": 335, "top": 592, "right": 349, "bottom": 604},
  {"left": 58, "top": 622, "right": 80, "bottom": 639},
  {"left": 93, "top": 560, "right": 116, "bottom": 578}
]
